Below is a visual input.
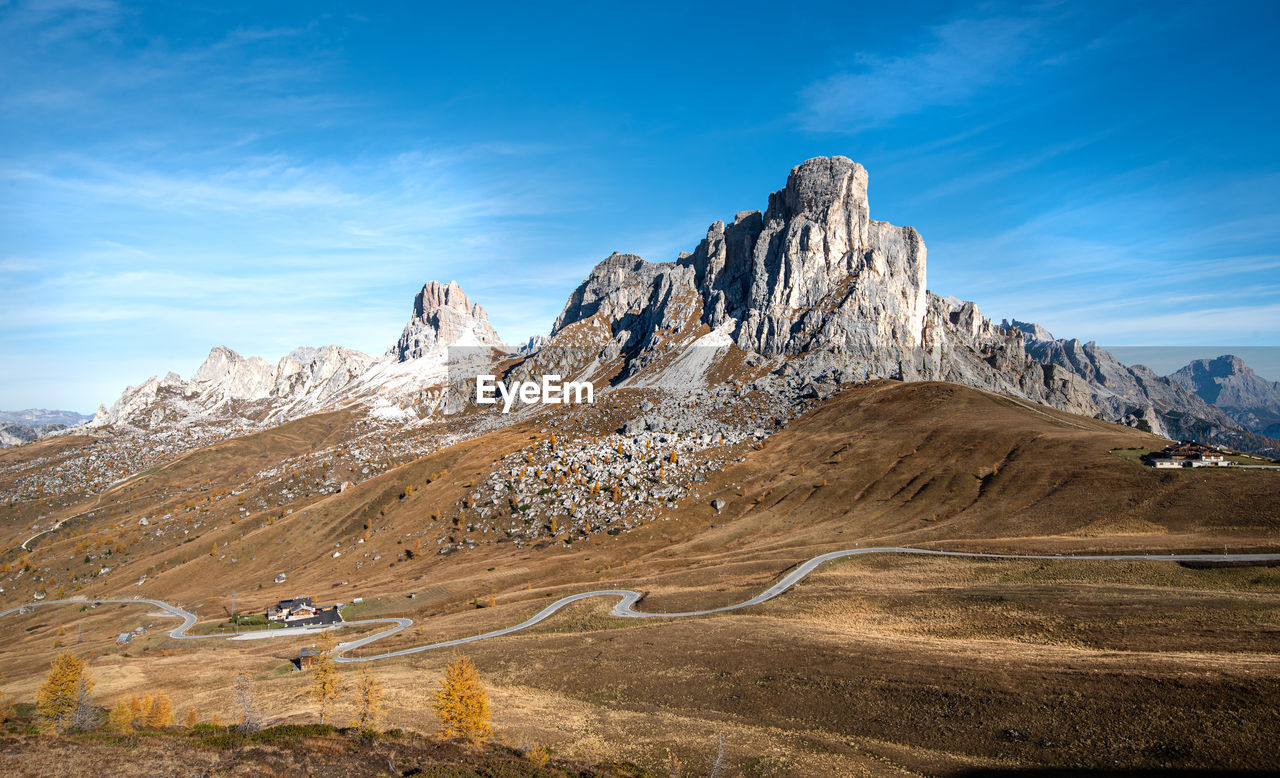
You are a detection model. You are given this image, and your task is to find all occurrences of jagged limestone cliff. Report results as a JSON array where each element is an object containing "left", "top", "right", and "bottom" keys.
[{"left": 542, "top": 156, "right": 1273, "bottom": 452}]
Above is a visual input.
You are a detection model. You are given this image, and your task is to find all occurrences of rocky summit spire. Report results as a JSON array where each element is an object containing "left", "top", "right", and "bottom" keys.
[
  {"left": 391, "top": 280, "right": 505, "bottom": 361},
  {"left": 733, "top": 156, "right": 925, "bottom": 361},
  {"left": 553, "top": 155, "right": 928, "bottom": 378}
]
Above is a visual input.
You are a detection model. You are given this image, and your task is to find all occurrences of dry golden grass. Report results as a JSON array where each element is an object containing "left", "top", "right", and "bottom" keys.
[{"left": 3, "top": 381, "right": 1280, "bottom": 773}]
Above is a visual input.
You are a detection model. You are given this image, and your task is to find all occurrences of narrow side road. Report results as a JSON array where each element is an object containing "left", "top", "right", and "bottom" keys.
[{"left": 4, "top": 547, "right": 1278, "bottom": 664}]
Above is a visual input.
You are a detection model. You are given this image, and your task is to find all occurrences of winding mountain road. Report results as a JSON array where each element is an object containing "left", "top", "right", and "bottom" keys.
[{"left": 4, "top": 547, "right": 1278, "bottom": 664}]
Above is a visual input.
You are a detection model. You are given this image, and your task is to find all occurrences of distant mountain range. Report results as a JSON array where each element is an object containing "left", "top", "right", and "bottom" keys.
[
  {"left": 0, "top": 409, "right": 91, "bottom": 427},
  {"left": 1170, "top": 355, "right": 1280, "bottom": 437},
  {"left": 0, "top": 409, "right": 92, "bottom": 448},
  {"left": 72, "top": 156, "right": 1280, "bottom": 456}
]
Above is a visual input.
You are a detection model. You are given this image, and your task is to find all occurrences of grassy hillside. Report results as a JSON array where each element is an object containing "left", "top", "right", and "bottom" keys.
[
  {"left": 1, "top": 381, "right": 1278, "bottom": 773},
  {"left": 0, "top": 720, "right": 648, "bottom": 777}
]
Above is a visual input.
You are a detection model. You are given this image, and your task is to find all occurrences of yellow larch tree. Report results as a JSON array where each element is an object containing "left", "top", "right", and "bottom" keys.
[
  {"left": 352, "top": 666, "right": 385, "bottom": 732},
  {"left": 432, "top": 654, "right": 491, "bottom": 744},
  {"left": 0, "top": 676, "right": 15, "bottom": 723},
  {"left": 106, "top": 700, "right": 134, "bottom": 734},
  {"left": 307, "top": 632, "right": 342, "bottom": 725},
  {"left": 35, "top": 653, "right": 93, "bottom": 733},
  {"left": 147, "top": 693, "right": 174, "bottom": 727}
]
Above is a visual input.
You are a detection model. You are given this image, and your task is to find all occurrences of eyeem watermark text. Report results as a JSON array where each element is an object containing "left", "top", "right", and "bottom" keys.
[{"left": 475, "top": 374, "right": 594, "bottom": 413}]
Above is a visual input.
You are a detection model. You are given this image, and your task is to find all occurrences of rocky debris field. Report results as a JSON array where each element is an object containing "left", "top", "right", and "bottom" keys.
[
  {"left": 421, "top": 384, "right": 820, "bottom": 554},
  {"left": 1, "top": 424, "right": 245, "bottom": 509},
  {"left": 0, "top": 414, "right": 460, "bottom": 597},
  {"left": 1, "top": 366, "right": 833, "bottom": 601}
]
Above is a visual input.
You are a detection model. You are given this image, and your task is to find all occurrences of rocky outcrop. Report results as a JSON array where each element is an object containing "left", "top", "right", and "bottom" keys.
[
  {"left": 391, "top": 280, "right": 505, "bottom": 361},
  {"left": 543, "top": 155, "right": 1277, "bottom": 453},
  {"left": 553, "top": 158, "right": 929, "bottom": 382},
  {"left": 189, "top": 346, "right": 276, "bottom": 404},
  {"left": 922, "top": 297, "right": 1095, "bottom": 415},
  {"left": 0, "top": 409, "right": 90, "bottom": 447},
  {"left": 92, "top": 344, "right": 378, "bottom": 430},
  {"left": 1008, "top": 324, "right": 1238, "bottom": 440},
  {"left": 92, "top": 280, "right": 513, "bottom": 432},
  {"left": 1004, "top": 319, "right": 1055, "bottom": 343},
  {"left": 516, "top": 335, "right": 550, "bottom": 357},
  {"left": 270, "top": 346, "right": 379, "bottom": 416},
  {"left": 733, "top": 158, "right": 926, "bottom": 364},
  {"left": 0, "top": 421, "right": 71, "bottom": 448},
  {"left": 1171, "top": 355, "right": 1280, "bottom": 436},
  {"left": 551, "top": 157, "right": 1032, "bottom": 388}
]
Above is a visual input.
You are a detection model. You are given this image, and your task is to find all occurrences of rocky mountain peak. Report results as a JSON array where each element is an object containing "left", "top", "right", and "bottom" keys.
[
  {"left": 1178, "top": 354, "right": 1255, "bottom": 379},
  {"left": 190, "top": 346, "right": 275, "bottom": 399},
  {"left": 776, "top": 156, "right": 870, "bottom": 231},
  {"left": 191, "top": 345, "right": 242, "bottom": 383},
  {"left": 552, "top": 155, "right": 925, "bottom": 378},
  {"left": 536, "top": 155, "right": 1277, "bottom": 453},
  {"left": 90, "top": 342, "right": 377, "bottom": 431},
  {"left": 1170, "top": 355, "right": 1280, "bottom": 435},
  {"left": 731, "top": 155, "right": 923, "bottom": 362},
  {"left": 392, "top": 279, "right": 505, "bottom": 361},
  {"left": 412, "top": 280, "right": 485, "bottom": 321},
  {"left": 1002, "top": 319, "right": 1056, "bottom": 343}
]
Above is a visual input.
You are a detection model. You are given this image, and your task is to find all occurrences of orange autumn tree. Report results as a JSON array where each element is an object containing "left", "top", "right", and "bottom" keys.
[
  {"left": 432, "top": 654, "right": 491, "bottom": 743},
  {"left": 0, "top": 675, "right": 17, "bottom": 724},
  {"left": 307, "top": 632, "right": 342, "bottom": 725},
  {"left": 147, "top": 693, "right": 174, "bottom": 727},
  {"left": 36, "top": 653, "right": 93, "bottom": 733},
  {"left": 106, "top": 700, "right": 133, "bottom": 734},
  {"left": 352, "top": 667, "right": 385, "bottom": 732}
]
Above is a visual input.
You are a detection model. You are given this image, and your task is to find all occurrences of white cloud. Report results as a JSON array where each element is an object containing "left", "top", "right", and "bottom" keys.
[
  {"left": 800, "top": 14, "right": 1043, "bottom": 131},
  {"left": 0, "top": 0, "right": 121, "bottom": 46}
]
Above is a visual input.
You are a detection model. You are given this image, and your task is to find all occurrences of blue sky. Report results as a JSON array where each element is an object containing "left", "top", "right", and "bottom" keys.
[{"left": 3, "top": 0, "right": 1279, "bottom": 411}]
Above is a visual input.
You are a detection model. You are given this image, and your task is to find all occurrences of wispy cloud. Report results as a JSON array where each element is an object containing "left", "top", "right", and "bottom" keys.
[
  {"left": 0, "top": 0, "right": 122, "bottom": 46},
  {"left": 800, "top": 13, "right": 1045, "bottom": 131},
  {"left": 0, "top": 138, "right": 588, "bottom": 402},
  {"left": 914, "top": 135, "right": 1105, "bottom": 201},
  {"left": 211, "top": 23, "right": 312, "bottom": 51},
  {"left": 1, "top": 1, "right": 1275, "bottom": 410},
  {"left": 1056, "top": 303, "right": 1280, "bottom": 345},
  {"left": 926, "top": 159, "right": 1280, "bottom": 347}
]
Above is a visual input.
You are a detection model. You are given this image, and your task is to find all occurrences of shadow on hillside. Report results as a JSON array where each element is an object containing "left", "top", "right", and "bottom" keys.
[{"left": 955, "top": 771, "right": 1271, "bottom": 777}]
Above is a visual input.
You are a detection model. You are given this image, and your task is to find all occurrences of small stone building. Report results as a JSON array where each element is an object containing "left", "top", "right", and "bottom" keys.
[{"left": 299, "top": 646, "right": 318, "bottom": 669}]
